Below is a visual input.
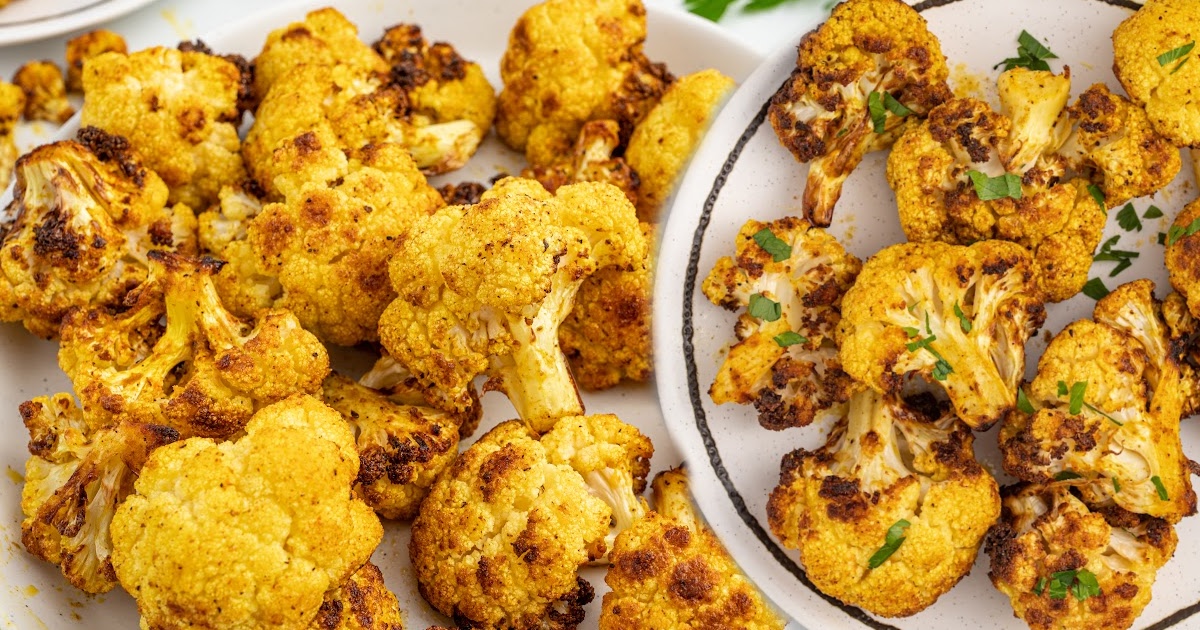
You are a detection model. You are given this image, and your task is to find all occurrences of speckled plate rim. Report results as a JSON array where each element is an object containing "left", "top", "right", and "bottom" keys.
[{"left": 652, "top": 0, "right": 1200, "bottom": 628}]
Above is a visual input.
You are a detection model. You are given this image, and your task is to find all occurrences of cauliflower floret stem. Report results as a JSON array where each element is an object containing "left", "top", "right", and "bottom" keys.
[{"left": 490, "top": 275, "right": 585, "bottom": 432}]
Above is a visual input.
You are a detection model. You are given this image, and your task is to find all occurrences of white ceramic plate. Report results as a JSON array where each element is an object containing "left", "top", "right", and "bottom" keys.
[
  {"left": 0, "top": 1, "right": 763, "bottom": 628},
  {"left": 0, "top": 0, "right": 161, "bottom": 47},
  {"left": 656, "top": 0, "right": 1200, "bottom": 629}
]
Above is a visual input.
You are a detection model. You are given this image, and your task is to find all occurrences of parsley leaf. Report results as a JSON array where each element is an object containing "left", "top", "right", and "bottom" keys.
[
  {"left": 931, "top": 359, "right": 953, "bottom": 381},
  {"left": 996, "top": 30, "right": 1059, "bottom": 72},
  {"left": 684, "top": 0, "right": 735, "bottom": 21},
  {"left": 968, "top": 170, "right": 1022, "bottom": 201},
  {"left": 752, "top": 228, "right": 792, "bottom": 262},
  {"left": 1093, "top": 235, "right": 1139, "bottom": 277},
  {"left": 868, "top": 519, "right": 910, "bottom": 569},
  {"left": 1084, "top": 402, "right": 1124, "bottom": 426},
  {"left": 1057, "top": 381, "right": 1069, "bottom": 397},
  {"left": 1033, "top": 577, "right": 1047, "bottom": 596},
  {"left": 1158, "top": 41, "right": 1196, "bottom": 74},
  {"left": 1144, "top": 206, "right": 1164, "bottom": 219},
  {"left": 868, "top": 91, "right": 914, "bottom": 134},
  {"left": 1068, "top": 381, "right": 1086, "bottom": 415},
  {"left": 1071, "top": 570, "right": 1101, "bottom": 601},
  {"left": 748, "top": 293, "right": 782, "bottom": 322},
  {"left": 1152, "top": 475, "right": 1169, "bottom": 501},
  {"left": 906, "top": 334, "right": 937, "bottom": 353},
  {"left": 1167, "top": 217, "right": 1200, "bottom": 246},
  {"left": 1087, "top": 184, "right": 1106, "bottom": 209},
  {"left": 1017, "top": 388, "right": 1035, "bottom": 414},
  {"left": 902, "top": 326, "right": 921, "bottom": 338},
  {"left": 1047, "top": 569, "right": 1101, "bottom": 602},
  {"left": 1082, "top": 277, "right": 1109, "bottom": 300},
  {"left": 954, "top": 302, "right": 972, "bottom": 333},
  {"left": 884, "top": 92, "right": 913, "bottom": 117},
  {"left": 868, "top": 91, "right": 887, "bottom": 133},
  {"left": 774, "top": 331, "right": 808, "bottom": 347},
  {"left": 1116, "top": 203, "right": 1142, "bottom": 231},
  {"left": 1055, "top": 470, "right": 1083, "bottom": 481},
  {"left": 1113, "top": 477, "right": 1121, "bottom": 493}
]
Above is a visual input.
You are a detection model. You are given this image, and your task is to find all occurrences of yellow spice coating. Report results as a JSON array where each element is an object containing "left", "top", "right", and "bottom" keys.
[
  {"left": 111, "top": 395, "right": 383, "bottom": 630},
  {"left": 1113, "top": 0, "right": 1200, "bottom": 147},
  {"left": 626, "top": 69, "right": 734, "bottom": 222}
]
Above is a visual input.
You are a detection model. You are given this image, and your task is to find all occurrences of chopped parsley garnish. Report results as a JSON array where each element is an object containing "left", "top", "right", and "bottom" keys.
[
  {"left": 1117, "top": 203, "right": 1143, "bottom": 231},
  {"left": 774, "top": 331, "right": 808, "bottom": 347},
  {"left": 1017, "top": 388, "right": 1035, "bottom": 414},
  {"left": 1067, "top": 381, "right": 1086, "bottom": 415},
  {"left": 1152, "top": 475, "right": 1169, "bottom": 501},
  {"left": 1158, "top": 41, "right": 1196, "bottom": 74},
  {"left": 1113, "top": 477, "right": 1121, "bottom": 493},
  {"left": 1082, "top": 277, "right": 1110, "bottom": 300},
  {"left": 906, "top": 333, "right": 954, "bottom": 381},
  {"left": 968, "top": 170, "right": 1022, "bottom": 201},
  {"left": 903, "top": 326, "right": 921, "bottom": 338},
  {"left": 1093, "top": 235, "right": 1139, "bottom": 277},
  {"left": 867, "top": 91, "right": 912, "bottom": 134},
  {"left": 1167, "top": 217, "right": 1200, "bottom": 246},
  {"left": 1057, "top": 380, "right": 1124, "bottom": 426},
  {"left": 748, "top": 293, "right": 782, "bottom": 322},
  {"left": 1046, "top": 569, "right": 1101, "bottom": 601},
  {"left": 752, "top": 228, "right": 792, "bottom": 262},
  {"left": 1144, "top": 206, "right": 1164, "bottom": 219},
  {"left": 1055, "top": 470, "right": 1083, "bottom": 481},
  {"left": 996, "top": 30, "right": 1059, "bottom": 72},
  {"left": 868, "top": 519, "right": 911, "bottom": 569},
  {"left": 1086, "top": 184, "right": 1106, "bottom": 209},
  {"left": 954, "top": 302, "right": 972, "bottom": 333},
  {"left": 1033, "top": 577, "right": 1048, "bottom": 596}
]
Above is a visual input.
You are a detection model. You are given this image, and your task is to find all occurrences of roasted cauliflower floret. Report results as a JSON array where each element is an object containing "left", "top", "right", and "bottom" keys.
[
  {"left": 522, "top": 119, "right": 640, "bottom": 206},
  {"left": 409, "top": 420, "right": 610, "bottom": 630},
  {"left": 204, "top": 140, "right": 444, "bottom": 346},
  {"left": 1112, "top": 0, "right": 1200, "bottom": 147},
  {"left": 625, "top": 69, "right": 735, "bottom": 222},
  {"left": 321, "top": 373, "right": 459, "bottom": 520},
  {"left": 986, "top": 483, "right": 1178, "bottom": 630},
  {"left": 378, "top": 178, "right": 645, "bottom": 432},
  {"left": 1165, "top": 197, "right": 1200, "bottom": 318},
  {"left": 1161, "top": 291, "right": 1200, "bottom": 417},
  {"left": 497, "top": 0, "right": 673, "bottom": 168},
  {"left": 252, "top": 7, "right": 390, "bottom": 99},
  {"left": 703, "top": 217, "right": 861, "bottom": 430},
  {"left": 59, "top": 251, "right": 330, "bottom": 440},
  {"left": 0, "top": 129, "right": 196, "bottom": 339},
  {"left": 540, "top": 414, "right": 653, "bottom": 553},
  {"left": 19, "top": 394, "right": 178, "bottom": 594},
  {"left": 559, "top": 222, "right": 654, "bottom": 391},
  {"left": 13, "top": 60, "right": 74, "bottom": 123},
  {"left": 768, "top": 0, "right": 952, "bottom": 226},
  {"left": 110, "top": 395, "right": 383, "bottom": 630},
  {"left": 372, "top": 22, "right": 497, "bottom": 137},
  {"left": 1000, "top": 280, "right": 1197, "bottom": 523},
  {"left": 65, "top": 29, "right": 127, "bottom": 93},
  {"left": 0, "top": 81, "right": 24, "bottom": 189},
  {"left": 80, "top": 46, "right": 247, "bottom": 210},
  {"left": 1057, "top": 83, "right": 1181, "bottom": 207},
  {"left": 358, "top": 351, "right": 484, "bottom": 438},
  {"left": 887, "top": 91, "right": 1106, "bottom": 303},
  {"left": 837, "top": 240, "right": 1045, "bottom": 430},
  {"left": 767, "top": 389, "right": 1000, "bottom": 617},
  {"left": 246, "top": 10, "right": 492, "bottom": 190},
  {"left": 601, "top": 468, "right": 785, "bottom": 630},
  {"left": 313, "top": 562, "right": 405, "bottom": 630}
]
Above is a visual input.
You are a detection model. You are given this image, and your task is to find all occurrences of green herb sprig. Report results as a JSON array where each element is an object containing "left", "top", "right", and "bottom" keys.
[
  {"left": 996, "top": 31, "right": 1059, "bottom": 72},
  {"left": 1093, "top": 235, "right": 1139, "bottom": 278},
  {"left": 753, "top": 228, "right": 792, "bottom": 262},
  {"left": 1158, "top": 41, "right": 1196, "bottom": 74},
  {"left": 968, "top": 170, "right": 1022, "bottom": 201},
  {"left": 868, "top": 519, "right": 911, "bottom": 569}
]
